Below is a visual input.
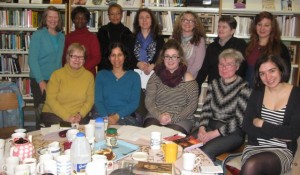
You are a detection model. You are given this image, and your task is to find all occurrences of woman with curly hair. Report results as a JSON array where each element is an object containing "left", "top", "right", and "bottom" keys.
[
  {"left": 245, "top": 11, "right": 291, "bottom": 87},
  {"left": 172, "top": 11, "right": 206, "bottom": 78},
  {"left": 129, "top": 8, "right": 165, "bottom": 75}
]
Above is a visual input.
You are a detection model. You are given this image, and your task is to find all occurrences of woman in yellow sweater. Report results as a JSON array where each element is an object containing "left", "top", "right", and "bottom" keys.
[{"left": 41, "top": 43, "right": 94, "bottom": 127}]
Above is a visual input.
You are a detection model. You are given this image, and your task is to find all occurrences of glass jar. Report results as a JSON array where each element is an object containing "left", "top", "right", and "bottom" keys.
[{"left": 106, "top": 128, "right": 118, "bottom": 147}]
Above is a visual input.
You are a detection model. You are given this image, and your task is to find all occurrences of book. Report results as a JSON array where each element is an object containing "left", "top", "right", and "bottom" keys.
[
  {"left": 172, "top": 135, "right": 203, "bottom": 151},
  {"left": 262, "top": 0, "right": 275, "bottom": 10},
  {"left": 281, "top": 0, "right": 293, "bottom": 11},
  {"left": 200, "top": 165, "right": 223, "bottom": 174},
  {"left": 234, "top": 0, "right": 246, "bottom": 9},
  {"left": 287, "top": 45, "right": 297, "bottom": 63},
  {"left": 133, "top": 161, "right": 174, "bottom": 175}
]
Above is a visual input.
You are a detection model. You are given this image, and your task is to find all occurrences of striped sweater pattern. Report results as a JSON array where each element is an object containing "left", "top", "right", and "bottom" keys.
[{"left": 199, "top": 76, "right": 251, "bottom": 136}]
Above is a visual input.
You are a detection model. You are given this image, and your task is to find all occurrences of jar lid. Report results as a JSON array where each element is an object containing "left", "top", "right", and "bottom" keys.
[
  {"left": 76, "top": 132, "right": 85, "bottom": 137},
  {"left": 107, "top": 128, "right": 117, "bottom": 134}
]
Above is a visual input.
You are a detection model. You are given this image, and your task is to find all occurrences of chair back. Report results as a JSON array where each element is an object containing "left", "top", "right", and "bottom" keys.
[{"left": 0, "top": 92, "right": 18, "bottom": 110}]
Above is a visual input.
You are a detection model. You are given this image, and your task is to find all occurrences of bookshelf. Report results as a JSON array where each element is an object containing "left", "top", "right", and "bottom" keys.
[
  {"left": 0, "top": 3, "right": 67, "bottom": 99},
  {"left": 221, "top": 0, "right": 300, "bottom": 85}
]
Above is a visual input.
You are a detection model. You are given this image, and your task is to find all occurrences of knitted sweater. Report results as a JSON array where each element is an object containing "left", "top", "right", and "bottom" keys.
[
  {"left": 199, "top": 76, "right": 251, "bottom": 136},
  {"left": 28, "top": 27, "right": 65, "bottom": 83},
  {"left": 145, "top": 73, "right": 199, "bottom": 123},
  {"left": 42, "top": 64, "right": 94, "bottom": 121}
]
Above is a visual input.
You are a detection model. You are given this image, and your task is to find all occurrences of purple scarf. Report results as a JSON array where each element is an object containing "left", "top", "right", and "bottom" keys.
[{"left": 154, "top": 64, "right": 187, "bottom": 88}]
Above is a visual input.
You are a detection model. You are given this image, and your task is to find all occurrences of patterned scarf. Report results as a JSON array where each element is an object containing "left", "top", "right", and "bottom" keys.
[
  {"left": 154, "top": 64, "right": 187, "bottom": 88},
  {"left": 137, "top": 32, "right": 153, "bottom": 62}
]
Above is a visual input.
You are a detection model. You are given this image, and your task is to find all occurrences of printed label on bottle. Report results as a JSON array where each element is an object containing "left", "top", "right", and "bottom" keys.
[{"left": 74, "top": 163, "right": 87, "bottom": 172}]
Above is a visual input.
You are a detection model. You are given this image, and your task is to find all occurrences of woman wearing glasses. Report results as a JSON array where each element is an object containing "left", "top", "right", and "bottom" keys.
[
  {"left": 196, "top": 16, "right": 247, "bottom": 94},
  {"left": 41, "top": 43, "right": 94, "bottom": 127},
  {"left": 196, "top": 49, "right": 251, "bottom": 161},
  {"left": 129, "top": 8, "right": 165, "bottom": 74},
  {"left": 143, "top": 39, "right": 198, "bottom": 134},
  {"left": 172, "top": 11, "right": 206, "bottom": 78}
]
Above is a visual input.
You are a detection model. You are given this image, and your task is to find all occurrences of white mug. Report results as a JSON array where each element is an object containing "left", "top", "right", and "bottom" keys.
[
  {"left": 39, "top": 153, "right": 53, "bottom": 162},
  {"left": 22, "top": 158, "right": 37, "bottom": 175},
  {"left": 2, "top": 156, "right": 19, "bottom": 175},
  {"left": 55, "top": 155, "right": 71, "bottom": 175},
  {"left": 86, "top": 161, "right": 106, "bottom": 175},
  {"left": 14, "top": 164, "right": 30, "bottom": 175},
  {"left": 150, "top": 132, "right": 161, "bottom": 150},
  {"left": 48, "top": 144, "right": 61, "bottom": 158},
  {"left": 14, "top": 128, "right": 27, "bottom": 133},
  {"left": 37, "top": 159, "right": 57, "bottom": 175},
  {"left": 84, "top": 124, "right": 95, "bottom": 138},
  {"left": 182, "top": 153, "right": 201, "bottom": 171}
]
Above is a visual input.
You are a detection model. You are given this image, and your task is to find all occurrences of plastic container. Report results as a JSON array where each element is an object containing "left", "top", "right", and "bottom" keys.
[
  {"left": 70, "top": 132, "right": 91, "bottom": 174},
  {"left": 95, "top": 117, "right": 105, "bottom": 143}
]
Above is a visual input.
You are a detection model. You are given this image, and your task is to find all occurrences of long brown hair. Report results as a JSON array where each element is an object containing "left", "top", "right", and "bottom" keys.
[
  {"left": 245, "top": 11, "right": 281, "bottom": 57},
  {"left": 38, "top": 6, "right": 63, "bottom": 32},
  {"left": 172, "top": 11, "right": 206, "bottom": 45}
]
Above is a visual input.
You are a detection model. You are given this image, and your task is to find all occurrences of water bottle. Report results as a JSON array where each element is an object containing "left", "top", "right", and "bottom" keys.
[
  {"left": 95, "top": 117, "right": 105, "bottom": 143},
  {"left": 70, "top": 132, "right": 91, "bottom": 174}
]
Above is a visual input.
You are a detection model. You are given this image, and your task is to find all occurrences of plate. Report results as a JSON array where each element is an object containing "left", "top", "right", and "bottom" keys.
[
  {"left": 37, "top": 147, "right": 48, "bottom": 155},
  {"left": 132, "top": 152, "right": 148, "bottom": 161},
  {"left": 94, "top": 149, "right": 116, "bottom": 161}
]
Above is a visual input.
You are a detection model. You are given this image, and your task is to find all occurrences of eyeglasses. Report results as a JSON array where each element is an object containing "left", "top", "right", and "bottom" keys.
[
  {"left": 69, "top": 54, "right": 84, "bottom": 61},
  {"left": 108, "top": 13, "right": 121, "bottom": 16},
  {"left": 218, "top": 63, "right": 236, "bottom": 69},
  {"left": 164, "top": 55, "right": 180, "bottom": 61},
  {"left": 181, "top": 18, "right": 195, "bottom": 24}
]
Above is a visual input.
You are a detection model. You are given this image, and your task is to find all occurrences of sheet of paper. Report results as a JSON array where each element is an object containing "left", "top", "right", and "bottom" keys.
[{"left": 134, "top": 69, "right": 154, "bottom": 89}]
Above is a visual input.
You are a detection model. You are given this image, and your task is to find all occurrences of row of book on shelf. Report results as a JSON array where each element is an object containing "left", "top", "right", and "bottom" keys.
[
  {"left": 0, "top": 32, "right": 31, "bottom": 51},
  {"left": 0, "top": 77, "right": 32, "bottom": 97},
  {"left": 0, "top": 9, "right": 41, "bottom": 28},
  {"left": 0, "top": 54, "right": 29, "bottom": 74}
]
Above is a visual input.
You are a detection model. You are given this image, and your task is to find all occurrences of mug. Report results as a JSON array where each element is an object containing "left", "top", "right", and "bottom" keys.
[
  {"left": 150, "top": 132, "right": 161, "bottom": 150},
  {"left": 36, "top": 159, "right": 57, "bottom": 175},
  {"left": 14, "top": 164, "right": 30, "bottom": 175},
  {"left": 86, "top": 161, "right": 106, "bottom": 175},
  {"left": 182, "top": 153, "right": 201, "bottom": 171},
  {"left": 22, "top": 158, "right": 37, "bottom": 175},
  {"left": 48, "top": 142, "right": 61, "bottom": 158},
  {"left": 2, "top": 156, "right": 19, "bottom": 175},
  {"left": 55, "top": 155, "right": 72, "bottom": 175},
  {"left": 162, "top": 142, "right": 178, "bottom": 163}
]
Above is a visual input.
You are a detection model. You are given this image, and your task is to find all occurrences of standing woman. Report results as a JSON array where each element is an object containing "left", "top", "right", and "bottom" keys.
[
  {"left": 62, "top": 6, "right": 101, "bottom": 77},
  {"left": 28, "top": 6, "right": 65, "bottom": 110},
  {"left": 172, "top": 11, "right": 206, "bottom": 78},
  {"left": 245, "top": 11, "right": 291, "bottom": 87},
  {"left": 241, "top": 55, "right": 300, "bottom": 175},
  {"left": 95, "top": 42, "right": 141, "bottom": 126},
  {"left": 144, "top": 39, "right": 199, "bottom": 135},
  {"left": 129, "top": 8, "right": 165, "bottom": 74},
  {"left": 196, "top": 16, "right": 247, "bottom": 93}
]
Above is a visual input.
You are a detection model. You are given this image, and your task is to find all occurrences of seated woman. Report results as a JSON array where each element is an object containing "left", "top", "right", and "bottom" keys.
[
  {"left": 41, "top": 43, "right": 94, "bottom": 127},
  {"left": 196, "top": 49, "right": 251, "bottom": 161},
  {"left": 143, "top": 39, "right": 199, "bottom": 135},
  {"left": 95, "top": 42, "right": 141, "bottom": 126},
  {"left": 241, "top": 55, "right": 300, "bottom": 175}
]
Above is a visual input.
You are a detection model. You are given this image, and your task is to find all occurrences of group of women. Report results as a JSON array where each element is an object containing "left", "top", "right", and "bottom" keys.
[{"left": 27, "top": 4, "right": 300, "bottom": 175}]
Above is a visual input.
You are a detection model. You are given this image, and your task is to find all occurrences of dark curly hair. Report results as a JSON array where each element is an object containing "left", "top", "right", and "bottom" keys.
[
  {"left": 133, "top": 8, "right": 161, "bottom": 40},
  {"left": 71, "top": 6, "right": 90, "bottom": 23},
  {"left": 105, "top": 42, "right": 131, "bottom": 71}
]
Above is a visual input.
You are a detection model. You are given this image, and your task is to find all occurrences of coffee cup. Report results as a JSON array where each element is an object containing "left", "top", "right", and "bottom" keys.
[
  {"left": 84, "top": 124, "right": 95, "bottom": 138},
  {"left": 56, "top": 155, "right": 72, "bottom": 175},
  {"left": 22, "top": 158, "right": 37, "bottom": 175},
  {"left": 162, "top": 142, "right": 178, "bottom": 163},
  {"left": 182, "top": 152, "right": 201, "bottom": 171},
  {"left": 86, "top": 161, "right": 106, "bottom": 175},
  {"left": 2, "top": 156, "right": 19, "bottom": 175},
  {"left": 48, "top": 145, "right": 61, "bottom": 158},
  {"left": 36, "top": 159, "right": 57, "bottom": 175},
  {"left": 14, "top": 164, "right": 30, "bottom": 175},
  {"left": 150, "top": 132, "right": 161, "bottom": 150}
]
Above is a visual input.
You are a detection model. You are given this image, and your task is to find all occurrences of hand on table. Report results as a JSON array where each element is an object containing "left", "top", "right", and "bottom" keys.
[{"left": 159, "top": 112, "right": 171, "bottom": 125}]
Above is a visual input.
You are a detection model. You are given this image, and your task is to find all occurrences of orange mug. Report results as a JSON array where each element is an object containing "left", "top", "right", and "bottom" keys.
[{"left": 162, "top": 142, "right": 178, "bottom": 163}]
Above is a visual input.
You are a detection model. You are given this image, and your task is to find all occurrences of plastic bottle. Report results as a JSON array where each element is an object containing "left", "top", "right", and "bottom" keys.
[
  {"left": 95, "top": 117, "right": 105, "bottom": 143},
  {"left": 70, "top": 132, "right": 91, "bottom": 174}
]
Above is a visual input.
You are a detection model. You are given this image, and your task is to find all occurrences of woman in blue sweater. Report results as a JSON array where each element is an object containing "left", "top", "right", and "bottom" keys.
[
  {"left": 95, "top": 42, "right": 141, "bottom": 126},
  {"left": 28, "top": 6, "right": 65, "bottom": 109}
]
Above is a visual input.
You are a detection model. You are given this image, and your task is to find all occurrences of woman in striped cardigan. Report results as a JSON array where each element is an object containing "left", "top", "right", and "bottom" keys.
[{"left": 143, "top": 39, "right": 199, "bottom": 135}]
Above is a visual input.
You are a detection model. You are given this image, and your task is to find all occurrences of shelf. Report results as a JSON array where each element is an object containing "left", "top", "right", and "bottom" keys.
[
  {"left": 0, "top": 3, "right": 65, "bottom": 9},
  {"left": 0, "top": 27, "right": 36, "bottom": 32},
  {"left": 148, "top": 6, "right": 219, "bottom": 13},
  {"left": 0, "top": 50, "right": 28, "bottom": 54},
  {"left": 222, "top": 9, "right": 300, "bottom": 15},
  {"left": 0, "top": 73, "right": 30, "bottom": 77}
]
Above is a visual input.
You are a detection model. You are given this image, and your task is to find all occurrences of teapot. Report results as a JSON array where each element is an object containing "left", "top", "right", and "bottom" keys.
[{"left": 10, "top": 137, "right": 34, "bottom": 161}]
